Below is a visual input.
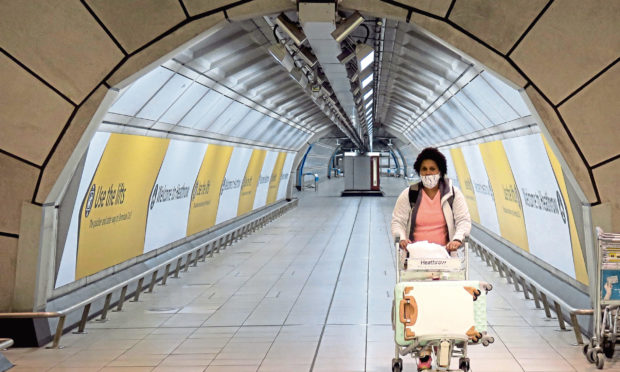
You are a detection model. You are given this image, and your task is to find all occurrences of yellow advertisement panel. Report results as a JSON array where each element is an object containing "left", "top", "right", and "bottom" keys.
[
  {"left": 186, "top": 144, "right": 234, "bottom": 236},
  {"left": 450, "top": 148, "right": 480, "bottom": 223},
  {"left": 266, "top": 152, "right": 287, "bottom": 205},
  {"left": 479, "top": 141, "right": 529, "bottom": 251},
  {"left": 542, "top": 136, "right": 588, "bottom": 285},
  {"left": 237, "top": 150, "right": 267, "bottom": 216},
  {"left": 76, "top": 134, "right": 169, "bottom": 279}
]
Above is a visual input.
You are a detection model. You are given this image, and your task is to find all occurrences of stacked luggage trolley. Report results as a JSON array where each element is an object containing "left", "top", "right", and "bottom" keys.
[
  {"left": 391, "top": 240, "right": 494, "bottom": 371},
  {"left": 584, "top": 227, "right": 620, "bottom": 369}
]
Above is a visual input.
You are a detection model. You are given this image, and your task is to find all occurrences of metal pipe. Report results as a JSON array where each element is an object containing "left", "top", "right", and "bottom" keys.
[
  {"left": 184, "top": 252, "right": 192, "bottom": 272},
  {"left": 48, "top": 315, "right": 65, "bottom": 349},
  {"left": 540, "top": 292, "right": 553, "bottom": 318},
  {"left": 520, "top": 277, "right": 530, "bottom": 300},
  {"left": 173, "top": 258, "right": 182, "bottom": 278},
  {"left": 74, "top": 303, "right": 91, "bottom": 334},
  {"left": 510, "top": 270, "right": 520, "bottom": 292},
  {"left": 530, "top": 285, "right": 541, "bottom": 309},
  {"left": 98, "top": 293, "right": 112, "bottom": 321},
  {"left": 570, "top": 312, "right": 584, "bottom": 345},
  {"left": 132, "top": 278, "right": 144, "bottom": 302},
  {"left": 161, "top": 264, "right": 171, "bottom": 285},
  {"left": 147, "top": 271, "right": 158, "bottom": 293},
  {"left": 554, "top": 301, "right": 567, "bottom": 330},
  {"left": 114, "top": 286, "right": 128, "bottom": 312},
  {"left": 0, "top": 338, "right": 13, "bottom": 350}
]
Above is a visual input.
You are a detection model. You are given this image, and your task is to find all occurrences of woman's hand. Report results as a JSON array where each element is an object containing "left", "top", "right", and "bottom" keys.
[
  {"left": 446, "top": 240, "right": 462, "bottom": 252},
  {"left": 399, "top": 239, "right": 412, "bottom": 250}
]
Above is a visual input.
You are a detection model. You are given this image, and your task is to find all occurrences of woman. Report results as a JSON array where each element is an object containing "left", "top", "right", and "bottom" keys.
[{"left": 391, "top": 147, "right": 471, "bottom": 370}]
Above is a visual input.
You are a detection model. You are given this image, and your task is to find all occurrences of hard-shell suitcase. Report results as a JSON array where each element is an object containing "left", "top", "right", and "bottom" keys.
[{"left": 393, "top": 280, "right": 487, "bottom": 347}]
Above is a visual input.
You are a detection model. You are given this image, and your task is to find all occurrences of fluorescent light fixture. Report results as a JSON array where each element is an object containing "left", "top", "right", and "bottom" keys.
[
  {"left": 356, "top": 43, "right": 374, "bottom": 71},
  {"left": 360, "top": 52, "right": 374, "bottom": 70},
  {"left": 363, "top": 89, "right": 373, "bottom": 100},
  {"left": 350, "top": 71, "right": 359, "bottom": 82},
  {"left": 268, "top": 44, "right": 295, "bottom": 72},
  {"left": 276, "top": 13, "right": 307, "bottom": 46},
  {"left": 331, "top": 11, "right": 365, "bottom": 43},
  {"left": 365, "top": 100, "right": 373, "bottom": 109},
  {"left": 361, "top": 73, "right": 373, "bottom": 88}
]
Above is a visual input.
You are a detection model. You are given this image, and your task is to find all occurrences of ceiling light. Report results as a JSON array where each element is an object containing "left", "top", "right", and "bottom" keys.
[
  {"left": 356, "top": 44, "right": 374, "bottom": 71},
  {"left": 361, "top": 73, "right": 373, "bottom": 88},
  {"left": 363, "top": 89, "right": 373, "bottom": 100},
  {"left": 331, "top": 11, "right": 365, "bottom": 43},
  {"left": 276, "top": 13, "right": 307, "bottom": 46},
  {"left": 268, "top": 44, "right": 295, "bottom": 72},
  {"left": 365, "top": 100, "right": 373, "bottom": 109}
]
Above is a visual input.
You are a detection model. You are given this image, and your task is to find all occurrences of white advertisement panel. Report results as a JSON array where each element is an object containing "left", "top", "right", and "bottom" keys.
[
  {"left": 277, "top": 152, "right": 295, "bottom": 200},
  {"left": 216, "top": 147, "right": 253, "bottom": 224},
  {"left": 443, "top": 149, "right": 460, "bottom": 189},
  {"left": 460, "top": 145, "right": 500, "bottom": 235},
  {"left": 143, "top": 140, "right": 207, "bottom": 253},
  {"left": 253, "top": 151, "right": 278, "bottom": 210},
  {"left": 502, "top": 134, "right": 576, "bottom": 278},
  {"left": 56, "top": 132, "right": 111, "bottom": 288}
]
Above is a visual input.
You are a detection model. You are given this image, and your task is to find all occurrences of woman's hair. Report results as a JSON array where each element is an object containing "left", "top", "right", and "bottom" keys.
[{"left": 413, "top": 147, "right": 447, "bottom": 178}]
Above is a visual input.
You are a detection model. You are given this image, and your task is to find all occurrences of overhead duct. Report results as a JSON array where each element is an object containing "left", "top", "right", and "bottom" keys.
[{"left": 299, "top": 2, "right": 364, "bottom": 150}]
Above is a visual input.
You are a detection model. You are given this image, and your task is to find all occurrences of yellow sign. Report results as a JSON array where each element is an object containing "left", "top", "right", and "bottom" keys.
[
  {"left": 237, "top": 150, "right": 267, "bottom": 216},
  {"left": 542, "top": 135, "right": 588, "bottom": 285},
  {"left": 76, "top": 134, "right": 169, "bottom": 279},
  {"left": 479, "top": 141, "right": 529, "bottom": 251},
  {"left": 450, "top": 148, "right": 480, "bottom": 223},
  {"left": 266, "top": 152, "right": 287, "bottom": 205},
  {"left": 186, "top": 144, "right": 234, "bottom": 236}
]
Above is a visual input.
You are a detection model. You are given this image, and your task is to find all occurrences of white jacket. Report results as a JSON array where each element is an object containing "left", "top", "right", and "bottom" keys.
[{"left": 391, "top": 178, "right": 471, "bottom": 243}]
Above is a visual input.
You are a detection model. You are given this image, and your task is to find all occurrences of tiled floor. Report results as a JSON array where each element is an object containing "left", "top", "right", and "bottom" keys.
[{"left": 3, "top": 177, "right": 619, "bottom": 371}]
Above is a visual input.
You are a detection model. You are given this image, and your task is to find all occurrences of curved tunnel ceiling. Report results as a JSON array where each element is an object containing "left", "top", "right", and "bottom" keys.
[
  {"left": 102, "top": 12, "right": 538, "bottom": 160},
  {"left": 1, "top": 1, "right": 616, "bottom": 230}
]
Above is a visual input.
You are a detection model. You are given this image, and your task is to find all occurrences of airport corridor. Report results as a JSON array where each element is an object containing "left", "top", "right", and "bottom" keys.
[{"left": 2, "top": 177, "right": 613, "bottom": 372}]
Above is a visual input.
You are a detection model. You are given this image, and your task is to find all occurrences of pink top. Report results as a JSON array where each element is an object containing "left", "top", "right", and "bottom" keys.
[{"left": 413, "top": 190, "right": 448, "bottom": 245}]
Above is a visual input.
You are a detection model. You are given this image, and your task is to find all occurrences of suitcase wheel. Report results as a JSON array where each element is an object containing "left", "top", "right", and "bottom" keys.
[{"left": 392, "top": 358, "right": 403, "bottom": 372}]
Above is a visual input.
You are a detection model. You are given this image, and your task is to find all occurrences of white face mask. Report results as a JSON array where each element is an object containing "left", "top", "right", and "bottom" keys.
[{"left": 421, "top": 174, "right": 440, "bottom": 189}]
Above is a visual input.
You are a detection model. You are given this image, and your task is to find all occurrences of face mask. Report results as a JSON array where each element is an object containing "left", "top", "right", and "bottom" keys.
[{"left": 421, "top": 174, "right": 440, "bottom": 188}]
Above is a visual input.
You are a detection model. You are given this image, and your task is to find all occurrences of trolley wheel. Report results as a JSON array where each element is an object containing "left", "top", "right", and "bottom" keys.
[
  {"left": 586, "top": 347, "right": 596, "bottom": 363},
  {"left": 392, "top": 358, "right": 403, "bottom": 372},
  {"left": 595, "top": 351, "right": 605, "bottom": 369},
  {"left": 582, "top": 343, "right": 590, "bottom": 357},
  {"left": 459, "top": 357, "right": 470, "bottom": 372},
  {"left": 603, "top": 339, "right": 615, "bottom": 358}
]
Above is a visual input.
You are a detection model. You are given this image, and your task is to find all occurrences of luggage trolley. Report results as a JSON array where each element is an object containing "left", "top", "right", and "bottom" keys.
[
  {"left": 391, "top": 240, "right": 494, "bottom": 372},
  {"left": 584, "top": 227, "right": 620, "bottom": 369}
]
